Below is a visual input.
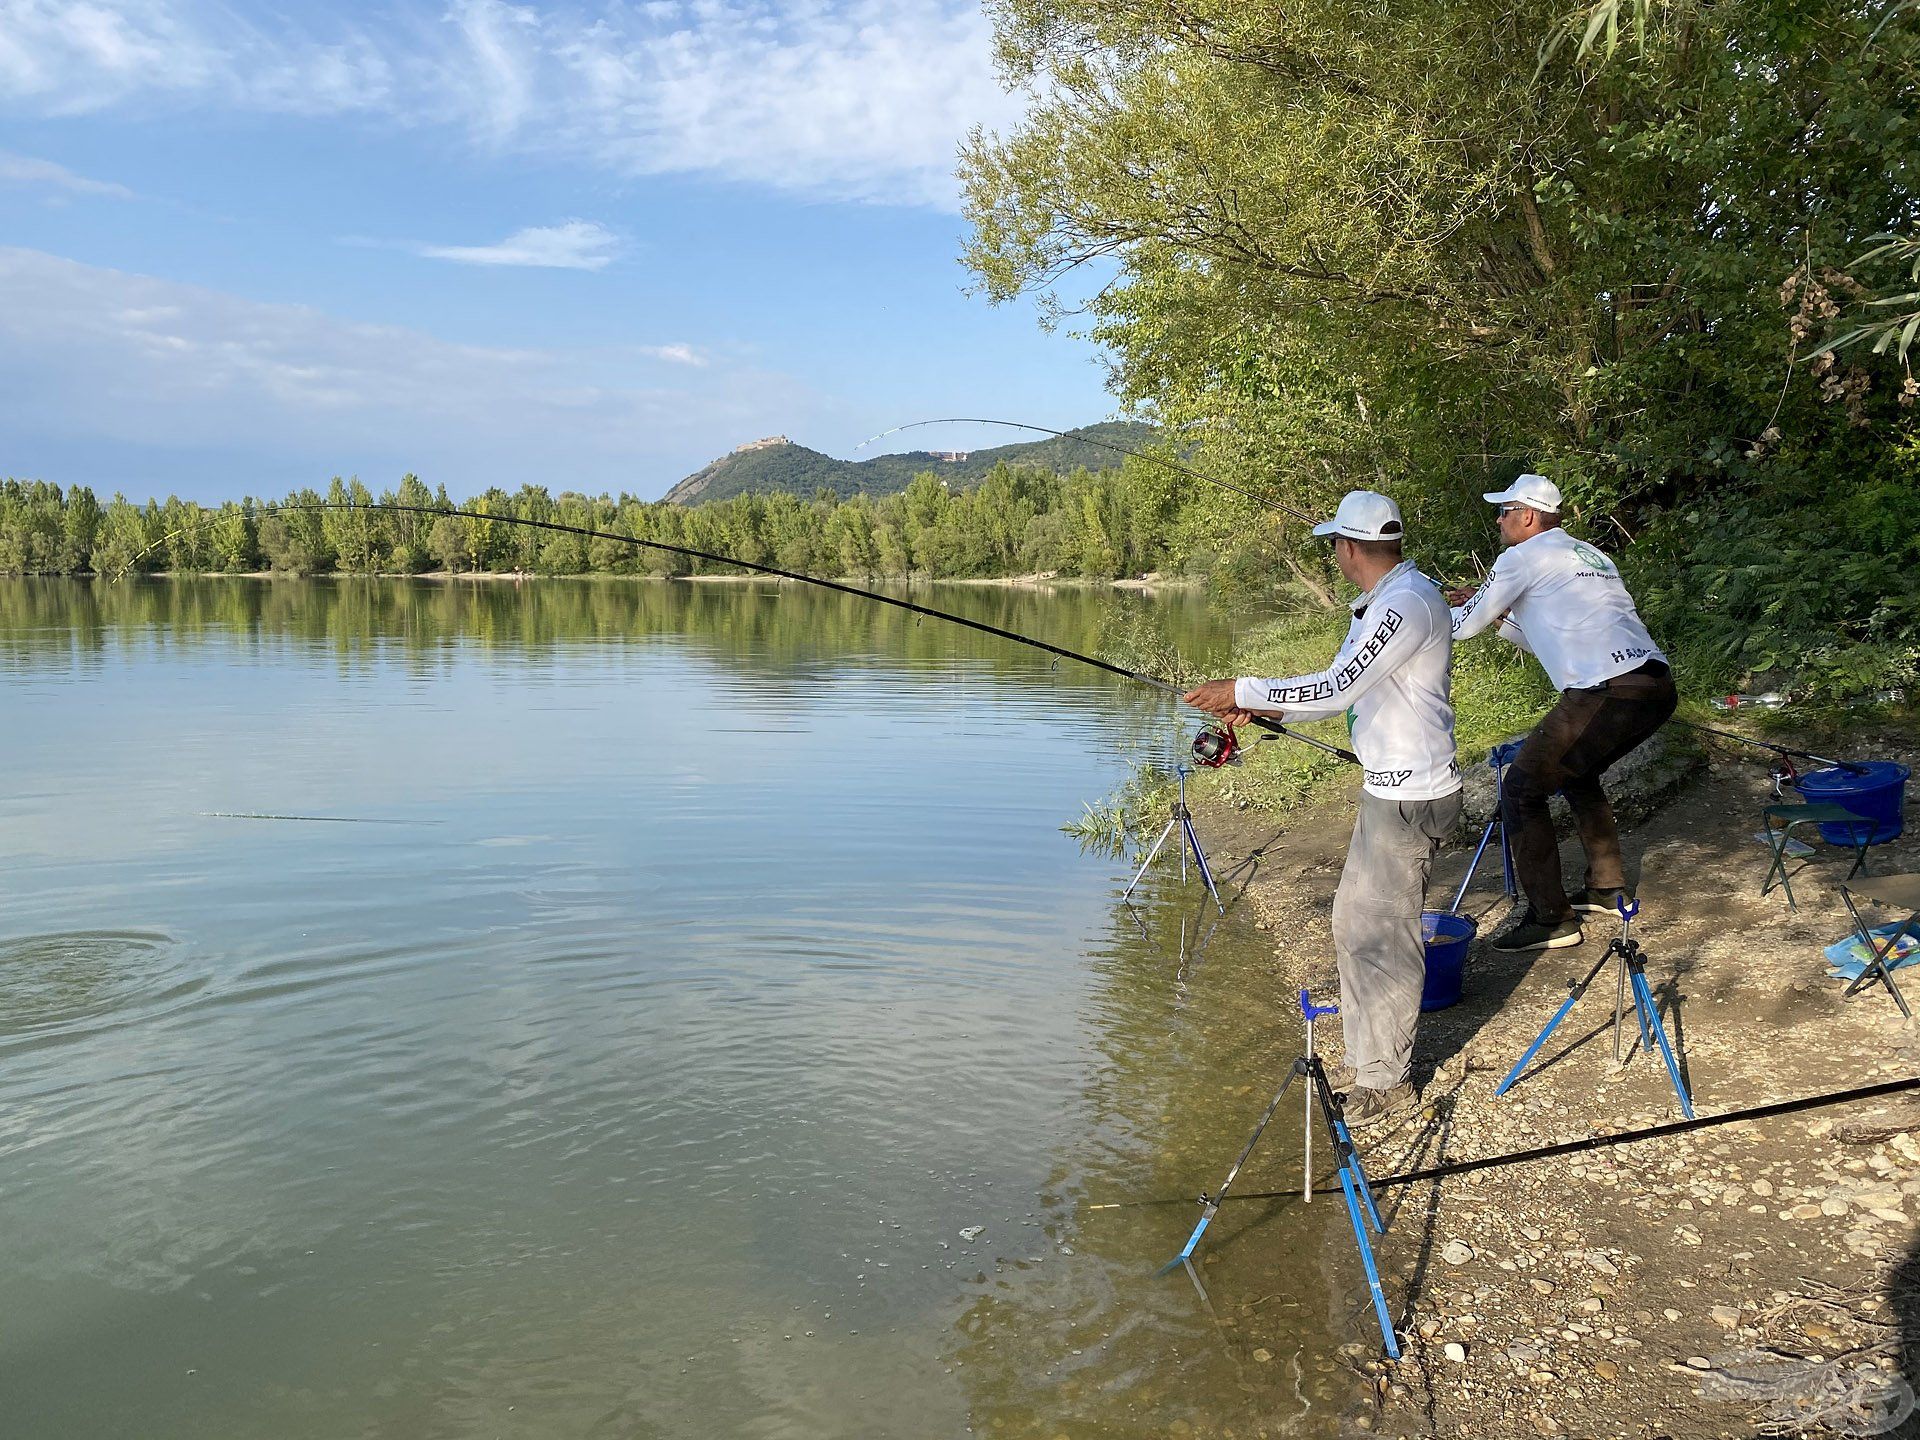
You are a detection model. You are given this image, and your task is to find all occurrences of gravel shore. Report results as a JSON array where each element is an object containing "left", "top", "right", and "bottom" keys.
[{"left": 1196, "top": 727, "right": 1920, "bottom": 1438}]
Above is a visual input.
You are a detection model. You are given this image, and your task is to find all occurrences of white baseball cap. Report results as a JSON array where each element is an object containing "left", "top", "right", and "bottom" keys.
[
  {"left": 1482, "top": 473, "right": 1562, "bottom": 513},
  {"left": 1310, "top": 490, "right": 1404, "bottom": 541}
]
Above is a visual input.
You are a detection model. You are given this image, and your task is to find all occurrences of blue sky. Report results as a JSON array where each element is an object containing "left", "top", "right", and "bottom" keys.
[{"left": 0, "top": 0, "right": 1115, "bottom": 504}]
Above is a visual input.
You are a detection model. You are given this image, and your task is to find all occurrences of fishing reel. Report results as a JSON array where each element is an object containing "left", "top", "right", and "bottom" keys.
[
  {"left": 1770, "top": 758, "right": 1799, "bottom": 799},
  {"left": 1191, "top": 724, "right": 1241, "bottom": 769}
]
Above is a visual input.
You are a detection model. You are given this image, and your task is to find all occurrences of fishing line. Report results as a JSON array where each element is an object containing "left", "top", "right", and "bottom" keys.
[
  {"left": 119, "top": 501, "right": 1359, "bottom": 766},
  {"left": 852, "top": 418, "right": 1321, "bottom": 527},
  {"left": 198, "top": 812, "right": 440, "bottom": 825},
  {"left": 1084, "top": 1073, "right": 1920, "bottom": 1212}
]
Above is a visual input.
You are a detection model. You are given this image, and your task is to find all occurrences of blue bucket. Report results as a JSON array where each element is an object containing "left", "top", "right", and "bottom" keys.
[
  {"left": 1794, "top": 761, "right": 1909, "bottom": 845},
  {"left": 1420, "top": 911, "right": 1476, "bottom": 1011}
]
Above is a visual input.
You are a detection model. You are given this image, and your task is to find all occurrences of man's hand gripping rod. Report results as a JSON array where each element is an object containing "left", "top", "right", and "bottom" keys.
[{"left": 1146, "top": 677, "right": 1359, "bottom": 765}]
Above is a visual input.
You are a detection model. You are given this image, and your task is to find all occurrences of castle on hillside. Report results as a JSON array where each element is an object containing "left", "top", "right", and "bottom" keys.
[{"left": 732, "top": 436, "right": 791, "bottom": 453}]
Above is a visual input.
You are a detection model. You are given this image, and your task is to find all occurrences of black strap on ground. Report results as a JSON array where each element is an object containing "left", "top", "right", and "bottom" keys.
[
  {"left": 1090, "top": 1074, "right": 1920, "bottom": 1211},
  {"left": 1365, "top": 1073, "right": 1920, "bottom": 1191}
]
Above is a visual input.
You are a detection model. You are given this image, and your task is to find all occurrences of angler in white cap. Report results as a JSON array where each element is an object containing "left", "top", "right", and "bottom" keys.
[
  {"left": 1449, "top": 474, "right": 1676, "bottom": 953},
  {"left": 1185, "top": 490, "right": 1460, "bottom": 1127}
]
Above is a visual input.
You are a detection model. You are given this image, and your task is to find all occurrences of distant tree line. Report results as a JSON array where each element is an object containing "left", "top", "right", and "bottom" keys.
[{"left": 0, "top": 461, "right": 1226, "bottom": 582}]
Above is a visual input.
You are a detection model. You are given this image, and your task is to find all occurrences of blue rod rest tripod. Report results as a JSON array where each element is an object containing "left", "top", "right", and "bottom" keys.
[
  {"left": 1449, "top": 739, "right": 1523, "bottom": 911},
  {"left": 1494, "top": 898, "right": 1694, "bottom": 1118},
  {"left": 1123, "top": 764, "right": 1223, "bottom": 914},
  {"left": 1161, "top": 990, "right": 1400, "bottom": 1357}
]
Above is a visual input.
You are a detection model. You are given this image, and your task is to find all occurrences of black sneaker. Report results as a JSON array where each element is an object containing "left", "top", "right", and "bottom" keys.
[
  {"left": 1491, "top": 911, "right": 1584, "bottom": 953},
  {"left": 1569, "top": 887, "right": 1633, "bottom": 915},
  {"left": 1341, "top": 1083, "right": 1420, "bottom": 1128}
]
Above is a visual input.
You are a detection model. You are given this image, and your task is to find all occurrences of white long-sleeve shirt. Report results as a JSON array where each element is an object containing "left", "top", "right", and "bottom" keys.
[
  {"left": 1450, "top": 528, "right": 1666, "bottom": 691},
  {"left": 1234, "top": 561, "right": 1461, "bottom": 801}
]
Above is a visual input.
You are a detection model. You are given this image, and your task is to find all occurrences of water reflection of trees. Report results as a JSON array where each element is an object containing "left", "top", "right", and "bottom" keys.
[
  {"left": 945, "top": 868, "right": 1365, "bottom": 1436},
  {"left": 0, "top": 578, "right": 1242, "bottom": 696},
  {"left": 3, "top": 573, "right": 1371, "bottom": 1431}
]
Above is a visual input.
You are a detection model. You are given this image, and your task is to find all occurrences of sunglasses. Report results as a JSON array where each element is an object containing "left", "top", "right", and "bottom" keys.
[{"left": 1496, "top": 505, "right": 1530, "bottom": 517}]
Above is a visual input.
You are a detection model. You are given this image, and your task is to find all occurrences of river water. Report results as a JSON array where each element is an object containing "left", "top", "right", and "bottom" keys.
[{"left": 0, "top": 577, "right": 1363, "bottom": 1438}]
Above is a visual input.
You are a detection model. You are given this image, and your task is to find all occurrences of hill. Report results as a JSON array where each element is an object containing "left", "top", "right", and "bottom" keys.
[{"left": 660, "top": 422, "right": 1156, "bottom": 505}]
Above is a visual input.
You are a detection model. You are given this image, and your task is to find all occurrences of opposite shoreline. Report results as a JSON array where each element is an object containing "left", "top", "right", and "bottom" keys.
[{"left": 33, "top": 569, "right": 1202, "bottom": 592}]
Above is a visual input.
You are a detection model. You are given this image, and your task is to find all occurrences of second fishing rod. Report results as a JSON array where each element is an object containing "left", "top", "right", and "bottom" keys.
[{"left": 122, "top": 499, "right": 1361, "bottom": 769}]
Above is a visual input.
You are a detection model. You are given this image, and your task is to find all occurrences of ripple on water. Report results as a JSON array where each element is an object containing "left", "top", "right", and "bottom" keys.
[{"left": 0, "top": 929, "right": 204, "bottom": 1044}]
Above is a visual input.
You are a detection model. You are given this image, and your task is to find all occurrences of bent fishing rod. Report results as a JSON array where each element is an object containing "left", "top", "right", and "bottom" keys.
[{"left": 120, "top": 500, "right": 1359, "bottom": 767}]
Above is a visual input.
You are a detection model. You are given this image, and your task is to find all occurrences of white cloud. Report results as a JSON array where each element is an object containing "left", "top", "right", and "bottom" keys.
[
  {"left": 0, "top": 246, "right": 813, "bottom": 495},
  {"left": 638, "top": 343, "right": 706, "bottom": 367},
  {"left": 0, "top": 0, "right": 225, "bottom": 110},
  {"left": 0, "top": 150, "right": 135, "bottom": 198},
  {"left": 417, "top": 220, "right": 621, "bottom": 270},
  {"left": 0, "top": 0, "right": 1020, "bottom": 208}
]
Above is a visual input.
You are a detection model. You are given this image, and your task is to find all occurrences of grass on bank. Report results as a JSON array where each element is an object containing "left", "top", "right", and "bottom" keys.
[
  {"left": 1066, "top": 590, "right": 1914, "bottom": 860},
  {"left": 1071, "top": 600, "right": 1557, "bottom": 855},
  {"left": 1067, "top": 583, "right": 1858, "bottom": 856}
]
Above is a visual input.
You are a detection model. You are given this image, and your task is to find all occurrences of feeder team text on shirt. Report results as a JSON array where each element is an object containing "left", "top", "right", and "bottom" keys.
[{"left": 1234, "top": 561, "right": 1461, "bottom": 802}]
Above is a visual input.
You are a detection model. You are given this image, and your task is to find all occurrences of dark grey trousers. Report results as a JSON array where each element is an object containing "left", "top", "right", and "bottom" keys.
[{"left": 1331, "top": 791, "right": 1464, "bottom": 1089}]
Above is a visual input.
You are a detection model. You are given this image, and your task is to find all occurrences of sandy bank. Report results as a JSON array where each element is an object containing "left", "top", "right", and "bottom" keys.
[{"left": 1184, "top": 726, "right": 1919, "bottom": 1436}]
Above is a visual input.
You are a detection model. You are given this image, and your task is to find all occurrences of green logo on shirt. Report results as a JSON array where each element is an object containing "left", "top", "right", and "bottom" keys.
[{"left": 1572, "top": 542, "right": 1612, "bottom": 572}]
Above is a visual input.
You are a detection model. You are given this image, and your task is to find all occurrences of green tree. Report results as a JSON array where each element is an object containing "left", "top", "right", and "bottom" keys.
[
  {"left": 962, "top": 0, "right": 1920, "bottom": 694},
  {"left": 428, "top": 513, "right": 467, "bottom": 572},
  {"left": 899, "top": 473, "right": 951, "bottom": 572},
  {"left": 209, "top": 502, "right": 257, "bottom": 571},
  {"left": 62, "top": 485, "right": 100, "bottom": 571},
  {"left": 321, "top": 477, "right": 377, "bottom": 572},
  {"left": 92, "top": 495, "right": 155, "bottom": 576},
  {"left": 0, "top": 481, "right": 62, "bottom": 572},
  {"left": 384, "top": 474, "right": 438, "bottom": 573},
  {"left": 161, "top": 497, "right": 210, "bottom": 572},
  {"left": 825, "top": 495, "right": 880, "bottom": 576}
]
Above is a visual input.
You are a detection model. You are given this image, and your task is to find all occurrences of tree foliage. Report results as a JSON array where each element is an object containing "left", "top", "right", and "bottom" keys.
[
  {"left": 0, "top": 461, "right": 1213, "bottom": 584},
  {"left": 961, "top": 0, "right": 1920, "bottom": 698}
]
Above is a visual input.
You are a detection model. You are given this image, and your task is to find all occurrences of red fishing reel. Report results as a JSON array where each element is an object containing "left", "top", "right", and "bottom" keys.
[{"left": 1191, "top": 724, "right": 1241, "bottom": 769}]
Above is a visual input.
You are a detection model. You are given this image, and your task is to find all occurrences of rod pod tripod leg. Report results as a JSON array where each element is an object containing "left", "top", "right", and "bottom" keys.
[
  {"left": 1495, "top": 899, "right": 1694, "bottom": 1118},
  {"left": 1495, "top": 946, "right": 1616, "bottom": 1097},
  {"left": 1449, "top": 751, "right": 1519, "bottom": 913},
  {"left": 1123, "top": 765, "right": 1224, "bottom": 914},
  {"left": 1623, "top": 946, "right": 1694, "bottom": 1119},
  {"left": 1162, "top": 991, "right": 1400, "bottom": 1357}
]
